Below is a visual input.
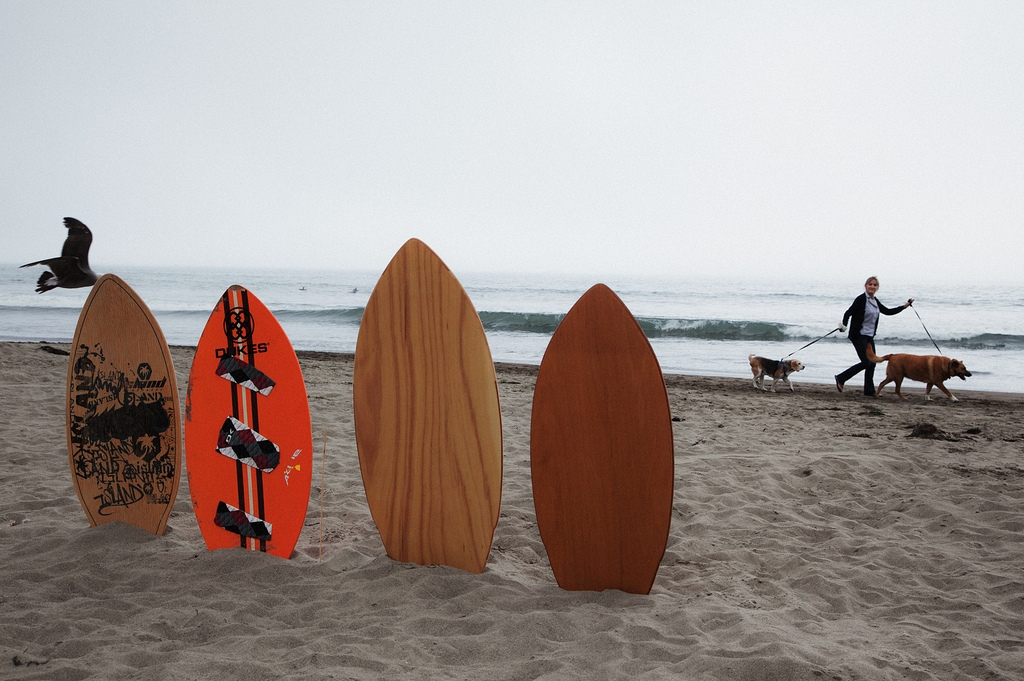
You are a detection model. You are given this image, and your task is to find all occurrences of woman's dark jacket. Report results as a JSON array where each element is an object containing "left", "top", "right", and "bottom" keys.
[{"left": 843, "top": 293, "right": 905, "bottom": 339}]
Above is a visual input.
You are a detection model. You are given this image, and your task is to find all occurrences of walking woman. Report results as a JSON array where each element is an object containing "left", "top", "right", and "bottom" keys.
[{"left": 835, "top": 276, "right": 913, "bottom": 396}]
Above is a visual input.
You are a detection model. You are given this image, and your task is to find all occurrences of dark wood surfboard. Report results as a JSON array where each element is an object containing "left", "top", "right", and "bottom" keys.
[
  {"left": 185, "top": 285, "right": 313, "bottom": 559},
  {"left": 530, "top": 283, "right": 674, "bottom": 593},
  {"left": 66, "top": 274, "right": 182, "bottom": 535},
  {"left": 353, "top": 238, "right": 503, "bottom": 574}
]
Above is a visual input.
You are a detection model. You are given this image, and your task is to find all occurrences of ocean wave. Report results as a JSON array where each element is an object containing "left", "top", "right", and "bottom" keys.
[
  {"left": 0, "top": 304, "right": 84, "bottom": 313},
  {"left": 271, "top": 307, "right": 366, "bottom": 323},
  {"left": 954, "top": 333, "right": 1024, "bottom": 349},
  {"left": 876, "top": 333, "right": 1024, "bottom": 351},
  {"left": 478, "top": 311, "right": 565, "bottom": 334},
  {"left": 4, "top": 303, "right": 1023, "bottom": 350},
  {"left": 480, "top": 311, "right": 1024, "bottom": 349},
  {"left": 636, "top": 317, "right": 792, "bottom": 341},
  {"left": 480, "top": 312, "right": 807, "bottom": 341}
]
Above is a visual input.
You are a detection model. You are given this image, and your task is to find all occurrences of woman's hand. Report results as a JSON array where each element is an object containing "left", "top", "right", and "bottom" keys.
[{"left": 904, "top": 298, "right": 914, "bottom": 308}]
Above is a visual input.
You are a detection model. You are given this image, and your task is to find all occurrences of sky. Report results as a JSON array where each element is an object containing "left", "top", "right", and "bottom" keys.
[{"left": 2, "top": 1, "right": 1022, "bottom": 282}]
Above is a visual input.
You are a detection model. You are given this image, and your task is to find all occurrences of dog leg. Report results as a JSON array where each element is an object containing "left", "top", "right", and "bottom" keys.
[
  {"left": 769, "top": 377, "right": 778, "bottom": 393},
  {"left": 877, "top": 377, "right": 891, "bottom": 395},
  {"left": 935, "top": 382, "right": 958, "bottom": 401},
  {"left": 895, "top": 378, "right": 906, "bottom": 400},
  {"left": 785, "top": 376, "right": 795, "bottom": 392},
  {"left": 752, "top": 370, "right": 764, "bottom": 390}
]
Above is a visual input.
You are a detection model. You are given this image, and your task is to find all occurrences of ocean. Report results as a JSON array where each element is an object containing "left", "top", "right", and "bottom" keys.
[{"left": 3, "top": 263, "right": 1023, "bottom": 393}]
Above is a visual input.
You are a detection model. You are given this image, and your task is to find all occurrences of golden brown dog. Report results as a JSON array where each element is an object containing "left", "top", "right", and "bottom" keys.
[
  {"left": 748, "top": 354, "right": 805, "bottom": 392},
  {"left": 866, "top": 346, "right": 971, "bottom": 401}
]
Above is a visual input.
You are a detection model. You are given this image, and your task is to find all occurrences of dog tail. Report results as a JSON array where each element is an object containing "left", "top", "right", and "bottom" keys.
[{"left": 866, "top": 346, "right": 892, "bottom": 363}]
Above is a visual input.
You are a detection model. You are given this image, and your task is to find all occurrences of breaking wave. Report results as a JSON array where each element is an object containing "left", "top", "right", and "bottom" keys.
[{"left": 4, "top": 304, "right": 1023, "bottom": 351}]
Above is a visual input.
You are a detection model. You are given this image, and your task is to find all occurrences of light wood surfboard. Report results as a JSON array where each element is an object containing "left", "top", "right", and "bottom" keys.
[
  {"left": 66, "top": 274, "right": 182, "bottom": 535},
  {"left": 530, "top": 283, "right": 674, "bottom": 594},
  {"left": 185, "top": 286, "right": 313, "bottom": 559},
  {"left": 354, "top": 238, "right": 502, "bottom": 574}
]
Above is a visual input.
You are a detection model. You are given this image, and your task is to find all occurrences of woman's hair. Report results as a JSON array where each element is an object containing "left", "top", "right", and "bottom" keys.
[{"left": 865, "top": 276, "right": 879, "bottom": 287}]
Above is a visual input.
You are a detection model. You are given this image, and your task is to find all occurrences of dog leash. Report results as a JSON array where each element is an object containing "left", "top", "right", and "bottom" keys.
[
  {"left": 781, "top": 327, "right": 842, "bottom": 360},
  {"left": 908, "top": 303, "right": 943, "bottom": 354}
]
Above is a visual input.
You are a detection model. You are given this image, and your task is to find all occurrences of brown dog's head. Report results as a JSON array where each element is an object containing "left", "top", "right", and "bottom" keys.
[
  {"left": 949, "top": 359, "right": 971, "bottom": 381},
  {"left": 785, "top": 359, "right": 805, "bottom": 373}
]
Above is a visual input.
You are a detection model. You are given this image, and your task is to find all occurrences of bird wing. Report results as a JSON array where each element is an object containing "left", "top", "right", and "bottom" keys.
[
  {"left": 27, "top": 256, "right": 82, "bottom": 279},
  {"left": 61, "top": 217, "right": 93, "bottom": 265}
]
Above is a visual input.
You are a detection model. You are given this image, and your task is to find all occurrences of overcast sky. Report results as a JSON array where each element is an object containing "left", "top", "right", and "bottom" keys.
[{"left": 3, "top": 2, "right": 1022, "bottom": 282}]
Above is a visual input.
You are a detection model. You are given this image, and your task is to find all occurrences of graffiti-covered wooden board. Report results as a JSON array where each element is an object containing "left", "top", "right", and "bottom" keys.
[
  {"left": 66, "top": 274, "right": 181, "bottom": 535},
  {"left": 530, "top": 283, "right": 674, "bottom": 594},
  {"left": 185, "top": 285, "right": 313, "bottom": 559},
  {"left": 354, "top": 238, "right": 502, "bottom": 574}
]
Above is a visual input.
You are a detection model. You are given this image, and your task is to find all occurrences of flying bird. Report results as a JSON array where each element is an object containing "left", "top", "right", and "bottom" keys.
[{"left": 20, "top": 217, "right": 99, "bottom": 293}]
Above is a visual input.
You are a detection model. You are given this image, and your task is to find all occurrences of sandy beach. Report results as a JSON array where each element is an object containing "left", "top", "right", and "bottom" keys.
[{"left": 2, "top": 340, "right": 1022, "bottom": 680}]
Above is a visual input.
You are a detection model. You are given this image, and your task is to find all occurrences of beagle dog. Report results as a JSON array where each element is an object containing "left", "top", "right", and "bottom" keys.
[{"left": 749, "top": 355, "right": 805, "bottom": 392}]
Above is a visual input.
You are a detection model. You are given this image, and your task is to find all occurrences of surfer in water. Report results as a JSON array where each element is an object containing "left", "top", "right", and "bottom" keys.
[{"left": 834, "top": 276, "right": 913, "bottom": 396}]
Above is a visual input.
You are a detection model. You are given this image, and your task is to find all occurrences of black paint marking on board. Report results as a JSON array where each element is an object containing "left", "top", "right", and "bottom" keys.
[
  {"left": 241, "top": 288, "right": 268, "bottom": 553},
  {"left": 221, "top": 289, "right": 247, "bottom": 549},
  {"left": 218, "top": 288, "right": 268, "bottom": 552},
  {"left": 68, "top": 342, "right": 177, "bottom": 519}
]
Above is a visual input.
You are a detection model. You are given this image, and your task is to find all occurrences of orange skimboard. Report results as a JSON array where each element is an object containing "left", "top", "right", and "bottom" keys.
[
  {"left": 67, "top": 274, "right": 182, "bottom": 535},
  {"left": 530, "top": 284, "right": 674, "bottom": 593},
  {"left": 354, "top": 239, "right": 502, "bottom": 574},
  {"left": 185, "top": 286, "right": 313, "bottom": 559}
]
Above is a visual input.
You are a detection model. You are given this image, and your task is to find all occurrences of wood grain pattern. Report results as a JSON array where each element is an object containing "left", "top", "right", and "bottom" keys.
[
  {"left": 354, "top": 239, "right": 503, "bottom": 574},
  {"left": 530, "top": 283, "right": 674, "bottom": 594},
  {"left": 184, "top": 285, "right": 313, "bottom": 559},
  {"left": 66, "top": 274, "right": 182, "bottom": 535}
]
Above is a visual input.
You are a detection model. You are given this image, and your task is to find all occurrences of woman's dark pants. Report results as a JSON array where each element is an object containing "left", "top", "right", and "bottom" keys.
[{"left": 837, "top": 335, "right": 876, "bottom": 396}]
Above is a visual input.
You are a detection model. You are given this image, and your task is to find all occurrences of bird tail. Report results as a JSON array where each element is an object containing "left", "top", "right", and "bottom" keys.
[{"left": 35, "top": 271, "right": 58, "bottom": 293}]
